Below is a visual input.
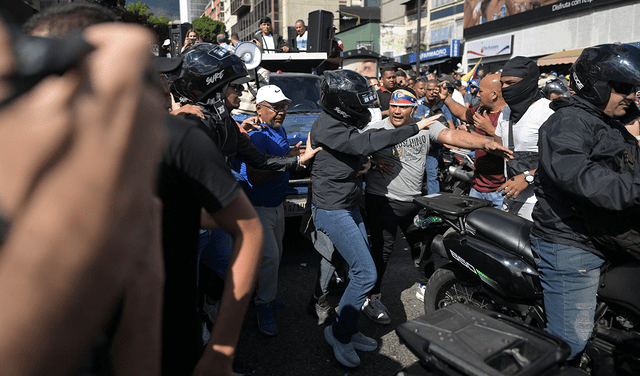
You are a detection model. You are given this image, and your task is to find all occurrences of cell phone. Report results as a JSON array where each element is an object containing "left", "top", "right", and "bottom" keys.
[{"left": 188, "top": 38, "right": 196, "bottom": 42}]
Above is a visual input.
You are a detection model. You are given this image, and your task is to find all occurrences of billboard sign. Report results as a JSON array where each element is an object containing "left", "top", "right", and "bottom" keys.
[
  {"left": 463, "top": 0, "right": 628, "bottom": 38},
  {"left": 466, "top": 35, "right": 512, "bottom": 58}
]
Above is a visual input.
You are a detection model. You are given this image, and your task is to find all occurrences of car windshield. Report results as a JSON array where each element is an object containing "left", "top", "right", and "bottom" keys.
[{"left": 269, "top": 75, "right": 322, "bottom": 114}]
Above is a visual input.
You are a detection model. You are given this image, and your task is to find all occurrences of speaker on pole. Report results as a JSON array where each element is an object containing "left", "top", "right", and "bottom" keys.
[
  {"left": 307, "top": 10, "right": 333, "bottom": 53},
  {"left": 170, "top": 22, "right": 192, "bottom": 57}
]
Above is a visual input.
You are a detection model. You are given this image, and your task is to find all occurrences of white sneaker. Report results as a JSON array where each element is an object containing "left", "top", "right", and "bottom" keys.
[
  {"left": 416, "top": 284, "right": 426, "bottom": 302},
  {"left": 362, "top": 293, "right": 391, "bottom": 325}
]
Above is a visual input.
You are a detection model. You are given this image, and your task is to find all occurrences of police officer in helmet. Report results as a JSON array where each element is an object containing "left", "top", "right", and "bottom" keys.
[
  {"left": 172, "top": 43, "right": 320, "bottom": 168},
  {"left": 531, "top": 43, "right": 640, "bottom": 360},
  {"left": 309, "top": 70, "right": 441, "bottom": 368}
]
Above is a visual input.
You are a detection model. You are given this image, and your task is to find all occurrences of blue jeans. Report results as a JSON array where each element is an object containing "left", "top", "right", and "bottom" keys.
[
  {"left": 531, "top": 235, "right": 604, "bottom": 359},
  {"left": 198, "top": 228, "right": 233, "bottom": 281},
  {"left": 469, "top": 188, "right": 504, "bottom": 209},
  {"left": 424, "top": 147, "right": 440, "bottom": 195},
  {"left": 313, "top": 205, "right": 377, "bottom": 344}
]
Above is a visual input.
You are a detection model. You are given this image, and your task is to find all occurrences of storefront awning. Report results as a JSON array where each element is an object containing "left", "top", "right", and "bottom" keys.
[
  {"left": 536, "top": 48, "right": 584, "bottom": 66},
  {"left": 421, "top": 57, "right": 451, "bottom": 66}
]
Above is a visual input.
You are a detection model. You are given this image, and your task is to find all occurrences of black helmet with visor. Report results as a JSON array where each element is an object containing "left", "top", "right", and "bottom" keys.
[
  {"left": 570, "top": 43, "right": 640, "bottom": 106},
  {"left": 319, "top": 70, "right": 379, "bottom": 129}
]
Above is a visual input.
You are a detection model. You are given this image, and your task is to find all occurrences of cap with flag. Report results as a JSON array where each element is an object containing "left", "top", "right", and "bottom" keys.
[{"left": 390, "top": 89, "right": 418, "bottom": 106}]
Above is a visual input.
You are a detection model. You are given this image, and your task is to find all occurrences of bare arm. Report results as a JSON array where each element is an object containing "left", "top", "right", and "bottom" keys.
[
  {"left": 438, "top": 83, "right": 468, "bottom": 121},
  {"left": 201, "top": 207, "right": 219, "bottom": 230},
  {"left": 437, "top": 128, "right": 512, "bottom": 159},
  {"left": 193, "top": 191, "right": 264, "bottom": 376},
  {"left": 0, "top": 23, "right": 165, "bottom": 375},
  {"left": 111, "top": 198, "right": 164, "bottom": 376}
]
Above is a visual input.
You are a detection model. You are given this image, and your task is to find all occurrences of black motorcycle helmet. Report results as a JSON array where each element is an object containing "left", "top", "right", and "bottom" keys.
[
  {"left": 570, "top": 43, "right": 640, "bottom": 106},
  {"left": 319, "top": 70, "right": 379, "bottom": 129},
  {"left": 172, "top": 43, "right": 252, "bottom": 104},
  {"left": 541, "top": 78, "right": 570, "bottom": 99}
]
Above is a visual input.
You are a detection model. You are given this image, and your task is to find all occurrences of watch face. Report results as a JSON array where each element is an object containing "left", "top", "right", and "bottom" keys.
[{"left": 525, "top": 175, "right": 534, "bottom": 183}]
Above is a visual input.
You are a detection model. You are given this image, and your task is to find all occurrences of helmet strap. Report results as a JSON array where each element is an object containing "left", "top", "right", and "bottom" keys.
[{"left": 204, "top": 92, "right": 228, "bottom": 122}]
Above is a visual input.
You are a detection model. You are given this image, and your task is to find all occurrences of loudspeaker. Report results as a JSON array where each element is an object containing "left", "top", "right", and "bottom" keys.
[
  {"left": 234, "top": 42, "right": 262, "bottom": 70},
  {"left": 307, "top": 10, "right": 333, "bottom": 53},
  {"left": 170, "top": 22, "right": 192, "bottom": 57},
  {"left": 287, "top": 26, "right": 297, "bottom": 50}
]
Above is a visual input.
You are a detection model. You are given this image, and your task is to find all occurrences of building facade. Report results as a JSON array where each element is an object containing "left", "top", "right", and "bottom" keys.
[
  {"left": 461, "top": 0, "right": 640, "bottom": 74},
  {"left": 181, "top": 0, "right": 211, "bottom": 23}
]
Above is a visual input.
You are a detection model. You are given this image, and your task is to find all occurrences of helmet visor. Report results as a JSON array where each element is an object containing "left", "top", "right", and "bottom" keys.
[
  {"left": 356, "top": 86, "right": 379, "bottom": 108},
  {"left": 609, "top": 81, "right": 639, "bottom": 96}
]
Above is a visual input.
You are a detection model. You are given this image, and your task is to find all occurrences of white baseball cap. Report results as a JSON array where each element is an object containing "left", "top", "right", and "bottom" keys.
[{"left": 256, "top": 85, "right": 291, "bottom": 105}]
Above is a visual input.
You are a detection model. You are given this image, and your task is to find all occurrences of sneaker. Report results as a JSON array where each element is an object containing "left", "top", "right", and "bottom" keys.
[
  {"left": 324, "top": 326, "right": 360, "bottom": 368},
  {"left": 315, "top": 294, "right": 335, "bottom": 325},
  {"left": 257, "top": 303, "right": 278, "bottom": 336},
  {"left": 351, "top": 332, "right": 377, "bottom": 352},
  {"left": 271, "top": 296, "right": 284, "bottom": 309},
  {"left": 416, "top": 284, "right": 426, "bottom": 302},
  {"left": 362, "top": 293, "right": 391, "bottom": 325}
]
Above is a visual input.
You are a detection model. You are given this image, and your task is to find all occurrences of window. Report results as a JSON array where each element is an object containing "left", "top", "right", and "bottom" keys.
[
  {"left": 430, "top": 0, "right": 459, "bottom": 10},
  {"left": 430, "top": 25, "right": 452, "bottom": 45}
]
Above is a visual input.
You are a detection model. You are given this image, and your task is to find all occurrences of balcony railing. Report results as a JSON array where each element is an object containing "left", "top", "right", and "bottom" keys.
[{"left": 230, "top": 0, "right": 250, "bottom": 15}]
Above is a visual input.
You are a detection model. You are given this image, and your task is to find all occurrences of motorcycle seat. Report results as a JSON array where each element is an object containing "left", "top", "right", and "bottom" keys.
[{"left": 466, "top": 207, "right": 535, "bottom": 264}]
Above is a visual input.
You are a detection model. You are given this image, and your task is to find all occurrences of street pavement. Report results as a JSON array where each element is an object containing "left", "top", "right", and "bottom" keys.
[{"left": 233, "top": 218, "right": 427, "bottom": 376}]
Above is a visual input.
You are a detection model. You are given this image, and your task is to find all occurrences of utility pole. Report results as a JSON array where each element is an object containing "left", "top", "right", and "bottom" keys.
[{"left": 416, "top": 0, "right": 421, "bottom": 71}]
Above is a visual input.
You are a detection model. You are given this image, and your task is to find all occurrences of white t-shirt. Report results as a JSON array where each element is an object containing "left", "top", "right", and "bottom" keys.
[
  {"left": 296, "top": 31, "right": 308, "bottom": 51},
  {"left": 495, "top": 98, "right": 554, "bottom": 203},
  {"left": 262, "top": 34, "right": 275, "bottom": 54}
]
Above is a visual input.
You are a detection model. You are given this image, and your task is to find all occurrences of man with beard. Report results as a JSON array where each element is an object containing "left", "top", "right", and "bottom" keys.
[
  {"left": 531, "top": 44, "right": 640, "bottom": 360},
  {"left": 494, "top": 56, "right": 555, "bottom": 221}
]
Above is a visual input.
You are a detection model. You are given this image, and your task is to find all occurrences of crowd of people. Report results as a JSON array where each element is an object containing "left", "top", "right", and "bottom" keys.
[{"left": 1, "top": 0, "right": 639, "bottom": 375}]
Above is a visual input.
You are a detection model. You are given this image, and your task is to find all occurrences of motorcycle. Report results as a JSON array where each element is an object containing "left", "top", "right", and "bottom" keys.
[
  {"left": 439, "top": 149, "right": 474, "bottom": 196},
  {"left": 400, "top": 192, "right": 640, "bottom": 376}
]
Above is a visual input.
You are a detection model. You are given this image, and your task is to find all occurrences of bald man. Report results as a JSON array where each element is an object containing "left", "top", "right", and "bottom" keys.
[{"left": 440, "top": 74, "right": 508, "bottom": 208}]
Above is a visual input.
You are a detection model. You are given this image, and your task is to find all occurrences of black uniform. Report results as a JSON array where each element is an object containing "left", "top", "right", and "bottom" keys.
[
  {"left": 531, "top": 95, "right": 640, "bottom": 258},
  {"left": 158, "top": 115, "right": 241, "bottom": 375},
  {"left": 310, "top": 111, "right": 420, "bottom": 210},
  {"left": 188, "top": 107, "right": 300, "bottom": 172}
]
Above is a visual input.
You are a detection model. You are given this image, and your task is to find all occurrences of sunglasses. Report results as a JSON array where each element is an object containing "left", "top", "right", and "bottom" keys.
[
  {"left": 261, "top": 103, "right": 289, "bottom": 112},
  {"left": 610, "top": 81, "right": 638, "bottom": 96}
]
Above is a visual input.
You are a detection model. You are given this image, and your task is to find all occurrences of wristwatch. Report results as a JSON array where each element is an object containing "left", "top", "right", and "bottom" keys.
[{"left": 523, "top": 170, "right": 534, "bottom": 185}]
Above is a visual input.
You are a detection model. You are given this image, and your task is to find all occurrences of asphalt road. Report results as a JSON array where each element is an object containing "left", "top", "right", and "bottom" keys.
[{"left": 233, "top": 217, "right": 427, "bottom": 376}]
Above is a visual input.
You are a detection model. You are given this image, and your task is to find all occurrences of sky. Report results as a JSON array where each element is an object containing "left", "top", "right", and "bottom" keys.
[{"left": 137, "top": 0, "right": 180, "bottom": 21}]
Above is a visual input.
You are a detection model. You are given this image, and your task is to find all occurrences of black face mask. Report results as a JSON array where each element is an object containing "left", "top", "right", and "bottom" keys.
[{"left": 501, "top": 57, "right": 542, "bottom": 123}]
